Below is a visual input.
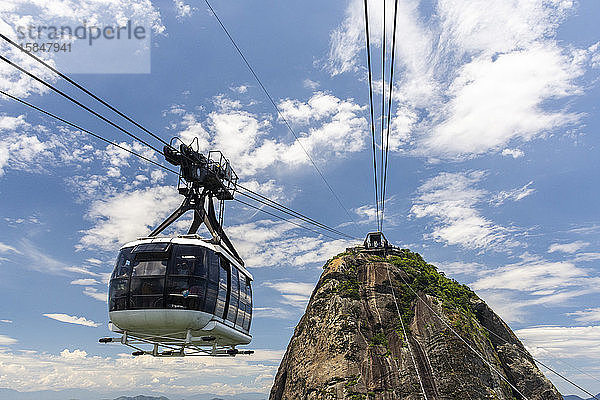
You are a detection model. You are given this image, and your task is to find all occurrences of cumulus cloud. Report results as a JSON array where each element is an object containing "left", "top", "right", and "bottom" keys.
[
  {"left": 490, "top": 181, "right": 535, "bottom": 206},
  {"left": 0, "top": 347, "right": 283, "bottom": 394},
  {"left": 43, "top": 313, "right": 100, "bottom": 328},
  {"left": 326, "top": 0, "right": 594, "bottom": 159},
  {"left": 78, "top": 185, "right": 181, "bottom": 251},
  {"left": 263, "top": 281, "right": 315, "bottom": 308},
  {"left": 172, "top": 92, "right": 367, "bottom": 177},
  {"left": 70, "top": 278, "right": 100, "bottom": 286},
  {"left": 227, "top": 215, "right": 355, "bottom": 269},
  {"left": 0, "top": 334, "right": 17, "bottom": 345},
  {"left": 173, "top": 0, "right": 193, "bottom": 19},
  {"left": 548, "top": 241, "right": 589, "bottom": 254},
  {"left": 82, "top": 287, "right": 107, "bottom": 302},
  {"left": 567, "top": 308, "right": 600, "bottom": 324},
  {"left": 410, "top": 171, "right": 519, "bottom": 250},
  {"left": 0, "top": 1, "right": 164, "bottom": 95},
  {"left": 471, "top": 254, "right": 592, "bottom": 293},
  {"left": 515, "top": 325, "right": 600, "bottom": 360}
]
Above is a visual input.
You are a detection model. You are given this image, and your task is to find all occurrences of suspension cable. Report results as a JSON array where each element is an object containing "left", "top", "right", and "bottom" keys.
[
  {"left": 234, "top": 198, "right": 339, "bottom": 240},
  {"left": 0, "top": 55, "right": 164, "bottom": 157},
  {"left": 476, "top": 322, "right": 600, "bottom": 400},
  {"left": 0, "top": 33, "right": 170, "bottom": 148},
  {"left": 236, "top": 188, "right": 358, "bottom": 240},
  {"left": 203, "top": 0, "right": 360, "bottom": 232},
  {"left": 363, "top": 0, "right": 380, "bottom": 232},
  {"left": 385, "top": 265, "right": 429, "bottom": 399},
  {"left": 380, "top": 0, "right": 387, "bottom": 231},
  {"left": 394, "top": 269, "right": 530, "bottom": 400},
  {"left": 381, "top": 0, "right": 399, "bottom": 231},
  {"left": 0, "top": 90, "right": 178, "bottom": 175}
]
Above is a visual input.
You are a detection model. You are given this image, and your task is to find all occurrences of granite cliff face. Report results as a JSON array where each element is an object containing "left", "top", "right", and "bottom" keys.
[{"left": 270, "top": 247, "right": 562, "bottom": 400}]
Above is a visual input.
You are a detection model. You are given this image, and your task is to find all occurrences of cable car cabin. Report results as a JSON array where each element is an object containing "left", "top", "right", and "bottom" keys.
[{"left": 108, "top": 236, "right": 252, "bottom": 347}]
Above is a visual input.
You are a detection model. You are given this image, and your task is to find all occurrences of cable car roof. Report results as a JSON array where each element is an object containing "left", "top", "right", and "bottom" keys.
[{"left": 121, "top": 235, "right": 253, "bottom": 280}]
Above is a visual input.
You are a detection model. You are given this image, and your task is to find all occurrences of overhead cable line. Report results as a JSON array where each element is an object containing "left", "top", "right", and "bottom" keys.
[
  {"left": 1, "top": 35, "right": 360, "bottom": 241},
  {"left": 1, "top": 89, "right": 356, "bottom": 241},
  {"left": 394, "top": 270, "right": 530, "bottom": 400},
  {"left": 0, "top": 90, "right": 178, "bottom": 175},
  {"left": 0, "top": 33, "right": 171, "bottom": 148},
  {"left": 381, "top": 0, "right": 399, "bottom": 232},
  {"left": 385, "top": 266, "right": 429, "bottom": 399},
  {"left": 234, "top": 198, "right": 339, "bottom": 240},
  {"left": 380, "top": 0, "right": 387, "bottom": 233},
  {"left": 362, "top": 0, "right": 381, "bottom": 233},
  {"left": 0, "top": 55, "right": 165, "bottom": 157},
  {"left": 203, "top": 0, "right": 360, "bottom": 233},
  {"left": 476, "top": 321, "right": 600, "bottom": 400},
  {"left": 236, "top": 187, "right": 359, "bottom": 240}
]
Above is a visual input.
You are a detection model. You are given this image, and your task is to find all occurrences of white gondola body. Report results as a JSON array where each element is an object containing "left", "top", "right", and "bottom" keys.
[{"left": 108, "top": 236, "right": 252, "bottom": 347}]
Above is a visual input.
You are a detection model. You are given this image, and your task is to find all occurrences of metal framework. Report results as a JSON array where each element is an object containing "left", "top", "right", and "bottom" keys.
[
  {"left": 151, "top": 140, "right": 242, "bottom": 264},
  {"left": 100, "top": 331, "right": 253, "bottom": 357},
  {"left": 100, "top": 141, "right": 251, "bottom": 357}
]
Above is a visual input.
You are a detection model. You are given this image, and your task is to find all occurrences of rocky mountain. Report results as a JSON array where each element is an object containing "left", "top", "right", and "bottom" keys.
[{"left": 270, "top": 246, "right": 563, "bottom": 400}]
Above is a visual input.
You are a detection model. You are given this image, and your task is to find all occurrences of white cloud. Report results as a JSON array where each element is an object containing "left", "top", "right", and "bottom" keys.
[
  {"left": 82, "top": 287, "right": 108, "bottom": 302},
  {"left": 0, "top": 319, "right": 12, "bottom": 323},
  {"left": 263, "top": 281, "right": 315, "bottom": 308},
  {"left": 490, "top": 181, "right": 535, "bottom": 206},
  {"left": 471, "top": 254, "right": 590, "bottom": 293},
  {"left": 0, "top": 347, "right": 283, "bottom": 395},
  {"left": 173, "top": 92, "right": 367, "bottom": 177},
  {"left": 227, "top": 216, "right": 354, "bottom": 268},
  {"left": 515, "top": 325, "right": 600, "bottom": 360},
  {"left": 70, "top": 279, "right": 100, "bottom": 286},
  {"left": 548, "top": 241, "right": 589, "bottom": 254},
  {"left": 173, "top": 0, "right": 192, "bottom": 19},
  {"left": 501, "top": 148, "right": 524, "bottom": 159},
  {"left": 0, "top": 335, "right": 17, "bottom": 345},
  {"left": 230, "top": 85, "right": 248, "bottom": 94},
  {"left": 410, "top": 171, "right": 518, "bottom": 250},
  {"left": 437, "top": 261, "right": 486, "bottom": 276},
  {"left": 567, "top": 308, "right": 600, "bottom": 324},
  {"left": 0, "top": 241, "right": 20, "bottom": 254},
  {"left": 43, "top": 313, "right": 100, "bottom": 328},
  {"left": 303, "top": 79, "right": 320, "bottom": 90},
  {"left": 78, "top": 185, "right": 181, "bottom": 251},
  {"left": 326, "top": 0, "right": 592, "bottom": 159},
  {"left": 0, "top": 1, "right": 164, "bottom": 97}
]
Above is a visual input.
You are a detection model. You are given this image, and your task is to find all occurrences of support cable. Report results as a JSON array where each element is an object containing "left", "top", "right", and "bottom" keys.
[
  {"left": 0, "top": 90, "right": 178, "bottom": 175},
  {"left": 476, "top": 323, "right": 600, "bottom": 400},
  {"left": 234, "top": 198, "right": 339, "bottom": 240},
  {"left": 2, "top": 89, "right": 357, "bottom": 241},
  {"left": 362, "top": 0, "right": 380, "bottom": 232},
  {"left": 0, "top": 55, "right": 164, "bottom": 156},
  {"left": 203, "top": 0, "right": 360, "bottom": 232},
  {"left": 385, "top": 266, "right": 429, "bottom": 400},
  {"left": 381, "top": 0, "right": 399, "bottom": 232},
  {"left": 0, "top": 33, "right": 170, "bottom": 148},
  {"left": 236, "top": 189, "right": 358, "bottom": 240},
  {"left": 379, "top": 0, "right": 387, "bottom": 232},
  {"left": 394, "top": 270, "right": 530, "bottom": 400}
]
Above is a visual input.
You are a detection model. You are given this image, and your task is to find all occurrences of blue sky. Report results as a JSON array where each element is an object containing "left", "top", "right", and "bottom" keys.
[{"left": 0, "top": 0, "right": 599, "bottom": 397}]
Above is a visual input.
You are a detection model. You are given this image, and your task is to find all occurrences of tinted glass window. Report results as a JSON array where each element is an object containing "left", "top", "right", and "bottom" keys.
[
  {"left": 204, "top": 281, "right": 218, "bottom": 314},
  {"left": 112, "top": 247, "right": 133, "bottom": 279},
  {"left": 227, "top": 267, "right": 240, "bottom": 324},
  {"left": 109, "top": 277, "right": 129, "bottom": 311},
  {"left": 132, "top": 259, "right": 167, "bottom": 276},
  {"left": 215, "top": 261, "right": 228, "bottom": 319},
  {"left": 169, "top": 245, "right": 207, "bottom": 277},
  {"left": 130, "top": 277, "right": 164, "bottom": 297},
  {"left": 133, "top": 242, "right": 170, "bottom": 253}
]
